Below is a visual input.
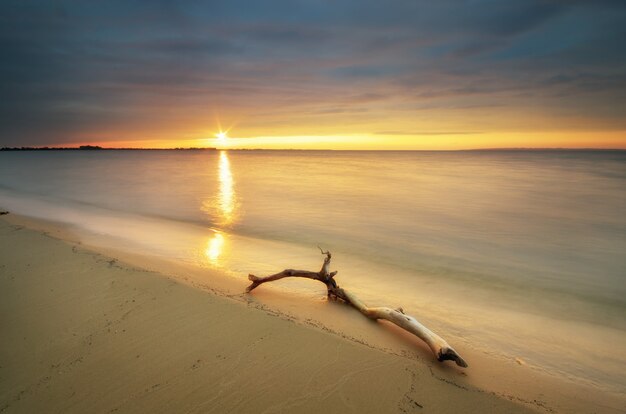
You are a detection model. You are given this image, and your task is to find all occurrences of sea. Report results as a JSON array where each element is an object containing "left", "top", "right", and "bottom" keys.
[{"left": 1, "top": 149, "right": 624, "bottom": 394}]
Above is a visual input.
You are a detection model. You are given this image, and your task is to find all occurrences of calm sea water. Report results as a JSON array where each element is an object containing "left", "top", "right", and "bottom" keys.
[{"left": 1, "top": 149, "right": 625, "bottom": 391}]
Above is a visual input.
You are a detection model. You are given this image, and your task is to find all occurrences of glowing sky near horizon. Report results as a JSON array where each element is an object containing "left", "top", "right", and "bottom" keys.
[{"left": 1, "top": 0, "right": 625, "bottom": 149}]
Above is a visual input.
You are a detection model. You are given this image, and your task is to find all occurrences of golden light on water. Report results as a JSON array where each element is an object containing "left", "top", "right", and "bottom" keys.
[
  {"left": 203, "top": 150, "right": 238, "bottom": 265},
  {"left": 217, "top": 151, "right": 236, "bottom": 225},
  {"left": 202, "top": 150, "right": 238, "bottom": 225},
  {"left": 205, "top": 232, "right": 224, "bottom": 264}
]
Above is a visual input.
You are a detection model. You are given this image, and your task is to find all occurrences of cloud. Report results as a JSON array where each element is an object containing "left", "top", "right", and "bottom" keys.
[{"left": 0, "top": 0, "right": 625, "bottom": 146}]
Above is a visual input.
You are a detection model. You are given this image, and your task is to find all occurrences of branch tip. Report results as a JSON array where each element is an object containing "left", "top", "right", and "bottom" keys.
[{"left": 438, "top": 347, "right": 468, "bottom": 368}]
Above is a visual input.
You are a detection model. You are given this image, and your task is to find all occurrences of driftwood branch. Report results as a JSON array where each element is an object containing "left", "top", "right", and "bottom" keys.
[{"left": 247, "top": 250, "right": 467, "bottom": 367}]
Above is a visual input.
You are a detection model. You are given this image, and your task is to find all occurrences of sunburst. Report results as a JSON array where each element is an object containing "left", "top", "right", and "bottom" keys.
[{"left": 216, "top": 131, "right": 228, "bottom": 143}]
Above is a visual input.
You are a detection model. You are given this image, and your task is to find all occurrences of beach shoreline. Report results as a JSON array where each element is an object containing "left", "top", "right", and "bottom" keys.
[{"left": 0, "top": 214, "right": 624, "bottom": 413}]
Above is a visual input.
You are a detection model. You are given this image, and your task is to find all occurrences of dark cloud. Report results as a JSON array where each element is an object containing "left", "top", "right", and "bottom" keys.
[{"left": 0, "top": 0, "right": 625, "bottom": 145}]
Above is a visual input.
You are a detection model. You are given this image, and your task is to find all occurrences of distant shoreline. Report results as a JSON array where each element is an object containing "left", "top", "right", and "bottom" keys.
[
  {"left": 0, "top": 145, "right": 217, "bottom": 151},
  {"left": 1, "top": 146, "right": 624, "bottom": 152}
]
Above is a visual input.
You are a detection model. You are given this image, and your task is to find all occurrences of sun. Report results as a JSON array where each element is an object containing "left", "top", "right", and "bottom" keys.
[{"left": 216, "top": 131, "right": 228, "bottom": 143}]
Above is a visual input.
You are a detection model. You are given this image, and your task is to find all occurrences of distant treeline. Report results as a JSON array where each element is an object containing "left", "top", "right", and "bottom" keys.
[{"left": 0, "top": 146, "right": 217, "bottom": 151}]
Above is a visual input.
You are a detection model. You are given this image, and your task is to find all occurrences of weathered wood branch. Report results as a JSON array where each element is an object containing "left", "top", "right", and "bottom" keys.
[{"left": 247, "top": 250, "right": 467, "bottom": 368}]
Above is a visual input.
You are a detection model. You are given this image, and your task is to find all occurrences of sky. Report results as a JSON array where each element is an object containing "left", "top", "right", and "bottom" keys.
[{"left": 1, "top": 0, "right": 625, "bottom": 149}]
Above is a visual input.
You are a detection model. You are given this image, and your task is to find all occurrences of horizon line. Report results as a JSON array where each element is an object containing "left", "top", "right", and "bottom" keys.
[{"left": 2, "top": 146, "right": 626, "bottom": 152}]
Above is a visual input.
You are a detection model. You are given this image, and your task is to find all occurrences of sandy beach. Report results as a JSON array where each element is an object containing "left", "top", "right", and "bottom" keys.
[
  {"left": 2, "top": 212, "right": 625, "bottom": 413},
  {"left": 0, "top": 215, "right": 543, "bottom": 414}
]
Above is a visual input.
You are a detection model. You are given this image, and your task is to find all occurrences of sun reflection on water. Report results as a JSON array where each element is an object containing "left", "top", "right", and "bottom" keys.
[
  {"left": 203, "top": 151, "right": 238, "bottom": 265},
  {"left": 217, "top": 151, "right": 235, "bottom": 225},
  {"left": 206, "top": 231, "right": 224, "bottom": 264}
]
